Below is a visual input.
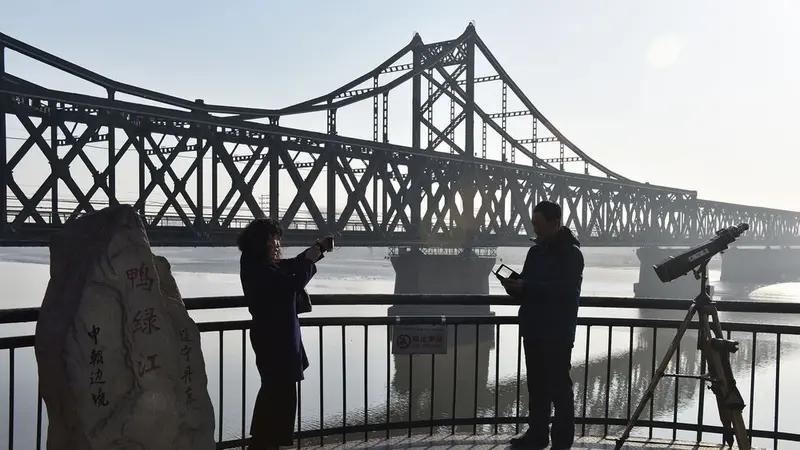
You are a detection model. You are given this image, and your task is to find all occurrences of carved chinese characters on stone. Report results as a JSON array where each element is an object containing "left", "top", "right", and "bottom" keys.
[
  {"left": 179, "top": 329, "right": 195, "bottom": 405},
  {"left": 133, "top": 307, "right": 160, "bottom": 335},
  {"left": 87, "top": 325, "right": 109, "bottom": 408},
  {"left": 129, "top": 304, "right": 164, "bottom": 383},
  {"left": 137, "top": 353, "right": 162, "bottom": 376},
  {"left": 126, "top": 263, "right": 155, "bottom": 291},
  {"left": 154, "top": 254, "right": 215, "bottom": 443},
  {"left": 34, "top": 205, "right": 216, "bottom": 450}
]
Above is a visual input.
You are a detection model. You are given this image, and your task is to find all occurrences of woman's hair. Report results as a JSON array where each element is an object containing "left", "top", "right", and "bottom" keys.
[{"left": 237, "top": 218, "right": 283, "bottom": 255}]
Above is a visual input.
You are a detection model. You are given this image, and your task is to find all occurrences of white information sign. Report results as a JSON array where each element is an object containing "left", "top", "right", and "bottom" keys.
[{"left": 391, "top": 325, "right": 448, "bottom": 355}]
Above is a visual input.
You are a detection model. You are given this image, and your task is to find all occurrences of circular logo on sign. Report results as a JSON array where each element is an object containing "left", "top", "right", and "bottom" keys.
[{"left": 396, "top": 334, "right": 411, "bottom": 349}]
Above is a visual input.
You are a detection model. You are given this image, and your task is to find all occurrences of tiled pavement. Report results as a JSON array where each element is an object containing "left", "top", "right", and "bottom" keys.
[{"left": 299, "top": 434, "right": 758, "bottom": 450}]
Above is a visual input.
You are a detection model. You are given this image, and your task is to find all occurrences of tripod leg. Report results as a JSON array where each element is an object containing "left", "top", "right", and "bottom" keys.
[
  {"left": 730, "top": 411, "right": 751, "bottom": 450},
  {"left": 704, "top": 308, "right": 751, "bottom": 450},
  {"left": 615, "top": 304, "right": 698, "bottom": 450},
  {"left": 703, "top": 340, "right": 750, "bottom": 449},
  {"left": 700, "top": 317, "right": 735, "bottom": 446}
]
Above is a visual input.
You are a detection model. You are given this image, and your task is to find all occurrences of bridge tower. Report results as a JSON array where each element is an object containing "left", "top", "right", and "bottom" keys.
[{"left": 387, "top": 26, "right": 497, "bottom": 303}]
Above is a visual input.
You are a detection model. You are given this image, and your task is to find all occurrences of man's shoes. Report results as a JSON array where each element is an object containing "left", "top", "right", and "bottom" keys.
[
  {"left": 509, "top": 432, "right": 548, "bottom": 449},
  {"left": 550, "top": 434, "right": 574, "bottom": 449},
  {"left": 509, "top": 432, "right": 573, "bottom": 449}
]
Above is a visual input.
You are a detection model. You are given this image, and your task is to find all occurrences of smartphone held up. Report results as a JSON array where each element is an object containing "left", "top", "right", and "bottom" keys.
[{"left": 316, "top": 235, "right": 335, "bottom": 253}]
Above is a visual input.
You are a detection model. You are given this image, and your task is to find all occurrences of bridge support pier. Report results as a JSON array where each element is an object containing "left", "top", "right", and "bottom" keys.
[
  {"left": 387, "top": 246, "right": 496, "bottom": 316},
  {"left": 633, "top": 247, "right": 708, "bottom": 300},
  {"left": 721, "top": 247, "right": 800, "bottom": 285}
]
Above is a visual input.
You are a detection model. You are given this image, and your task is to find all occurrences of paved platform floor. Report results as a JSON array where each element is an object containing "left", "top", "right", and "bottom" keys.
[{"left": 301, "top": 434, "right": 758, "bottom": 449}]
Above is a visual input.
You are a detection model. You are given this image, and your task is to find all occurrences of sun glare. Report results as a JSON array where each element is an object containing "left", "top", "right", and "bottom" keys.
[{"left": 646, "top": 35, "right": 683, "bottom": 69}]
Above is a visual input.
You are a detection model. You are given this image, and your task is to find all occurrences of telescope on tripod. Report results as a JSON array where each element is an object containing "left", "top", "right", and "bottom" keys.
[{"left": 615, "top": 223, "right": 752, "bottom": 450}]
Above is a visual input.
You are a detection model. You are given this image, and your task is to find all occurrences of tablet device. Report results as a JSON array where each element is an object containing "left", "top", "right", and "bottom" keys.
[{"left": 494, "top": 264, "right": 520, "bottom": 281}]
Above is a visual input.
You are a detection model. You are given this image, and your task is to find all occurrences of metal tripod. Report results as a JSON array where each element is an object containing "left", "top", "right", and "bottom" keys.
[{"left": 614, "top": 260, "right": 751, "bottom": 450}]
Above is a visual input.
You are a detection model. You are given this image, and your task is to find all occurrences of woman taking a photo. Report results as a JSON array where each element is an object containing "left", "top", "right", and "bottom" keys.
[{"left": 237, "top": 218, "right": 332, "bottom": 449}]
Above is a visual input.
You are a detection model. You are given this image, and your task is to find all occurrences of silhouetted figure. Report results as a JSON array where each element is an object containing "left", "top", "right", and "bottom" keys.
[
  {"left": 238, "top": 218, "right": 327, "bottom": 450},
  {"left": 502, "top": 201, "right": 584, "bottom": 450}
]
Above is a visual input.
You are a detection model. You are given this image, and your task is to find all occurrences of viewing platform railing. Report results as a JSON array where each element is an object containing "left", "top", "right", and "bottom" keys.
[{"left": 0, "top": 295, "right": 799, "bottom": 449}]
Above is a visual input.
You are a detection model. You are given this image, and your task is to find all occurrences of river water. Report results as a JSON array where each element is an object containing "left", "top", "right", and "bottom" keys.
[{"left": 0, "top": 246, "right": 798, "bottom": 449}]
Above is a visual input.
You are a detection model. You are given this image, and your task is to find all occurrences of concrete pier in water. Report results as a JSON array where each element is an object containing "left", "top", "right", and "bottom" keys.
[
  {"left": 387, "top": 246, "right": 496, "bottom": 316},
  {"left": 720, "top": 246, "right": 800, "bottom": 284}
]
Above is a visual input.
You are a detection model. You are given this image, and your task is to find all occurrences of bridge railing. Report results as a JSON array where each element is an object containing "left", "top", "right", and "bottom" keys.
[
  {"left": 0, "top": 295, "right": 798, "bottom": 449},
  {"left": 4, "top": 209, "right": 382, "bottom": 233}
]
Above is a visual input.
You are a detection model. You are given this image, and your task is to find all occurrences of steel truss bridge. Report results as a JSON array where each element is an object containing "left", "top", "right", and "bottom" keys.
[{"left": 0, "top": 24, "right": 798, "bottom": 247}]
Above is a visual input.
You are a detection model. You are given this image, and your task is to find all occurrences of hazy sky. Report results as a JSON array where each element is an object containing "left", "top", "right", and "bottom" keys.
[{"left": 1, "top": 0, "right": 798, "bottom": 215}]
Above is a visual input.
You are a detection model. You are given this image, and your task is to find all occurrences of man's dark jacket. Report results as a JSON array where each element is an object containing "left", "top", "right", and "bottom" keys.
[
  {"left": 518, "top": 227, "right": 584, "bottom": 343},
  {"left": 240, "top": 251, "right": 318, "bottom": 382}
]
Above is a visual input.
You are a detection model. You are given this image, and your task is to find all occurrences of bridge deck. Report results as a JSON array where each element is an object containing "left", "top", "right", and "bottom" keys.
[{"left": 300, "top": 435, "right": 757, "bottom": 450}]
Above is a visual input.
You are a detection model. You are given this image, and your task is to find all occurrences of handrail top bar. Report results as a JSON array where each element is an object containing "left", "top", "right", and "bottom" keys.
[
  {"left": 4, "top": 314, "right": 800, "bottom": 350},
  {"left": 1, "top": 294, "right": 798, "bottom": 325}
]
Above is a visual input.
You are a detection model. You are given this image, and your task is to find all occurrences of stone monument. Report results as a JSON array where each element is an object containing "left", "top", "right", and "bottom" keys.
[{"left": 34, "top": 205, "right": 216, "bottom": 450}]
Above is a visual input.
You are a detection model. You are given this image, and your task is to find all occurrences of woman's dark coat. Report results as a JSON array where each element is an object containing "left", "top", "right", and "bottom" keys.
[{"left": 240, "top": 250, "right": 319, "bottom": 382}]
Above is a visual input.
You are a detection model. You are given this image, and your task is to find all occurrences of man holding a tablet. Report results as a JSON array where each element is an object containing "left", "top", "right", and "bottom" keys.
[{"left": 500, "top": 200, "right": 585, "bottom": 450}]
